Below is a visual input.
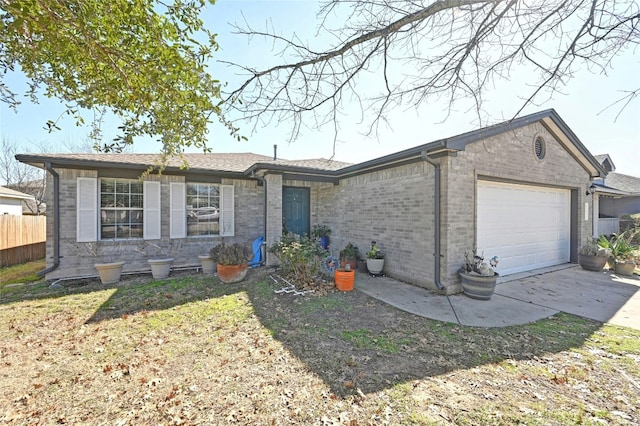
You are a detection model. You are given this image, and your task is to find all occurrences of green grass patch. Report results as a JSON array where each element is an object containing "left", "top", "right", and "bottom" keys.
[
  {"left": 342, "top": 328, "right": 411, "bottom": 353},
  {"left": 297, "top": 292, "right": 350, "bottom": 314},
  {"left": 0, "top": 259, "right": 45, "bottom": 286}
]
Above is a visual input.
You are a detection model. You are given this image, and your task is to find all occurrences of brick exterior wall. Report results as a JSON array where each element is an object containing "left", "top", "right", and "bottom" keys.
[
  {"left": 44, "top": 169, "right": 263, "bottom": 281},
  {"left": 315, "top": 162, "right": 437, "bottom": 288},
  {"left": 274, "top": 122, "right": 594, "bottom": 294},
  {"left": 441, "top": 122, "right": 593, "bottom": 293},
  {"left": 264, "top": 174, "right": 282, "bottom": 265},
  {"left": 41, "top": 120, "right": 594, "bottom": 291}
]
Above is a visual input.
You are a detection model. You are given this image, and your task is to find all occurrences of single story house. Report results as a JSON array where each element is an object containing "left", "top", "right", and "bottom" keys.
[
  {"left": 0, "top": 186, "right": 36, "bottom": 215},
  {"left": 591, "top": 154, "right": 640, "bottom": 236},
  {"left": 16, "top": 109, "right": 605, "bottom": 293}
]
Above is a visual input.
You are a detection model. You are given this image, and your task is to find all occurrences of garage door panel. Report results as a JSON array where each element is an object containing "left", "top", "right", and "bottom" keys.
[{"left": 477, "top": 181, "right": 570, "bottom": 276}]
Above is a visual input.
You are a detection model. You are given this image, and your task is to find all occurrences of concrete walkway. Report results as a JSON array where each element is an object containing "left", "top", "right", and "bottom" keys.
[{"left": 355, "top": 265, "right": 640, "bottom": 330}]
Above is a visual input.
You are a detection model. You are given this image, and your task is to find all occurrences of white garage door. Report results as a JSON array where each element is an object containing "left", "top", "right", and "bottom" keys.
[{"left": 477, "top": 181, "right": 570, "bottom": 276}]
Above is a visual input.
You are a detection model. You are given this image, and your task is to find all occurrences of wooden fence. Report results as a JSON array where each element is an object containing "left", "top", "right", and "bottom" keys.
[{"left": 0, "top": 215, "right": 46, "bottom": 267}]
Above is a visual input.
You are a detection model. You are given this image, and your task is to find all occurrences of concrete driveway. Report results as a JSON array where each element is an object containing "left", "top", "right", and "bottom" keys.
[{"left": 354, "top": 265, "right": 640, "bottom": 329}]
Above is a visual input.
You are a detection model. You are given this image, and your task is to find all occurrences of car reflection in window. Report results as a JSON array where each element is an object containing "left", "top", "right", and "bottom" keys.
[{"left": 188, "top": 206, "right": 219, "bottom": 222}]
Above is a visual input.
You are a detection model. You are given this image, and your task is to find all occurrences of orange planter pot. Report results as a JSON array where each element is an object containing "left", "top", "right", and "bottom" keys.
[
  {"left": 335, "top": 269, "right": 355, "bottom": 291},
  {"left": 217, "top": 263, "right": 248, "bottom": 283}
]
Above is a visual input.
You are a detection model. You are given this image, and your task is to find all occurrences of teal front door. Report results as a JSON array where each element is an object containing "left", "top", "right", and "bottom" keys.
[{"left": 282, "top": 186, "right": 310, "bottom": 236}]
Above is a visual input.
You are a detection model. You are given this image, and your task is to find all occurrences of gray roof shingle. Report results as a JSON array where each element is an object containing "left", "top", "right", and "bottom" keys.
[
  {"left": 16, "top": 152, "right": 353, "bottom": 174},
  {"left": 604, "top": 173, "right": 640, "bottom": 194}
]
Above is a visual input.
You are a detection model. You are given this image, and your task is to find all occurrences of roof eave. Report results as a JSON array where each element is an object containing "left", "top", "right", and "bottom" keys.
[{"left": 15, "top": 154, "right": 251, "bottom": 179}]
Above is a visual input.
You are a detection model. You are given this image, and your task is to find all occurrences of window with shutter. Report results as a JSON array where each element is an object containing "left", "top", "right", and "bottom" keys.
[
  {"left": 220, "top": 185, "right": 235, "bottom": 237},
  {"left": 144, "top": 181, "right": 161, "bottom": 240},
  {"left": 77, "top": 177, "right": 98, "bottom": 242},
  {"left": 99, "top": 178, "right": 144, "bottom": 239},
  {"left": 170, "top": 182, "right": 187, "bottom": 238},
  {"left": 185, "top": 182, "right": 220, "bottom": 236}
]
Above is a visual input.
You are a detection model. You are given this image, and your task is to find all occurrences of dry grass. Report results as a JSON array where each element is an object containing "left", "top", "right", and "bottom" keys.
[{"left": 0, "top": 268, "right": 638, "bottom": 425}]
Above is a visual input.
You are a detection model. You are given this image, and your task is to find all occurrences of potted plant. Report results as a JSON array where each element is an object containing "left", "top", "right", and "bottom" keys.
[
  {"left": 609, "top": 231, "right": 638, "bottom": 276},
  {"left": 365, "top": 240, "right": 385, "bottom": 275},
  {"left": 459, "top": 250, "right": 500, "bottom": 300},
  {"left": 74, "top": 241, "right": 125, "bottom": 285},
  {"left": 311, "top": 224, "right": 331, "bottom": 250},
  {"left": 198, "top": 253, "right": 216, "bottom": 275},
  {"left": 334, "top": 263, "right": 355, "bottom": 291},
  {"left": 211, "top": 242, "right": 252, "bottom": 283},
  {"left": 139, "top": 241, "right": 175, "bottom": 280},
  {"left": 339, "top": 242, "right": 358, "bottom": 270},
  {"left": 577, "top": 237, "right": 609, "bottom": 271}
]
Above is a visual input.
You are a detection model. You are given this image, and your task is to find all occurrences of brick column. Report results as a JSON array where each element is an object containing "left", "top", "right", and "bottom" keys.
[{"left": 264, "top": 174, "right": 282, "bottom": 265}]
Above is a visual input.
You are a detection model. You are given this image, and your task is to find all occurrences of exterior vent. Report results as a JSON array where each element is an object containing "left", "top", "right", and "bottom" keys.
[{"left": 534, "top": 136, "right": 546, "bottom": 160}]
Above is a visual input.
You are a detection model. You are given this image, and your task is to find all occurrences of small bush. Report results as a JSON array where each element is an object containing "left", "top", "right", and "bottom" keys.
[
  {"left": 210, "top": 242, "right": 252, "bottom": 265},
  {"left": 269, "top": 233, "right": 328, "bottom": 285}
]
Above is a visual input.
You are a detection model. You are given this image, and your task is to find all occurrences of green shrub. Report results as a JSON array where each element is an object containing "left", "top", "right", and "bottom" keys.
[{"left": 269, "top": 233, "right": 328, "bottom": 285}]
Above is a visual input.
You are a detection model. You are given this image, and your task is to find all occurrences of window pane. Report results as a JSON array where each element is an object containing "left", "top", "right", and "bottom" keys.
[
  {"left": 101, "top": 194, "right": 114, "bottom": 208},
  {"left": 116, "top": 181, "right": 128, "bottom": 193},
  {"left": 130, "top": 182, "right": 143, "bottom": 194},
  {"left": 101, "top": 180, "right": 115, "bottom": 194},
  {"left": 130, "top": 194, "right": 143, "bottom": 208},
  {"left": 100, "top": 178, "right": 144, "bottom": 240},
  {"left": 186, "top": 183, "right": 220, "bottom": 236}
]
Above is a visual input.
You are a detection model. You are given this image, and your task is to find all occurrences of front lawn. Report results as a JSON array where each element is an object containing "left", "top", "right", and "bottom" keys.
[{"left": 0, "top": 269, "right": 638, "bottom": 424}]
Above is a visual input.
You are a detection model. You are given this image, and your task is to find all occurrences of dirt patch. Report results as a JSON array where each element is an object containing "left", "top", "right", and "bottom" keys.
[{"left": 0, "top": 268, "right": 638, "bottom": 424}]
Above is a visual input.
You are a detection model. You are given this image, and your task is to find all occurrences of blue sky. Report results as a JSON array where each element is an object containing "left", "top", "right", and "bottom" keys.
[{"left": 1, "top": 0, "right": 638, "bottom": 176}]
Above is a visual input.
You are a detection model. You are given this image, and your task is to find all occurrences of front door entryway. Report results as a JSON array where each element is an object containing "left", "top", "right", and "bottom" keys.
[{"left": 282, "top": 186, "right": 310, "bottom": 237}]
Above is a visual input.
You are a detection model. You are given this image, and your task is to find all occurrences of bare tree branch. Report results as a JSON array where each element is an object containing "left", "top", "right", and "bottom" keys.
[{"left": 222, "top": 0, "right": 640, "bottom": 142}]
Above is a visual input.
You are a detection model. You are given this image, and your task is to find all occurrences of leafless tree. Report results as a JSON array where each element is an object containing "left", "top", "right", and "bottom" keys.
[
  {"left": 0, "top": 138, "right": 47, "bottom": 214},
  {"left": 223, "top": 0, "right": 639, "bottom": 146},
  {"left": 1, "top": 136, "right": 96, "bottom": 214}
]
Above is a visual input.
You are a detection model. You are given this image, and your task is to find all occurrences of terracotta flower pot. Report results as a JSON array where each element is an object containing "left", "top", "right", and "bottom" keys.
[
  {"left": 217, "top": 263, "right": 248, "bottom": 283},
  {"left": 335, "top": 268, "right": 355, "bottom": 291}
]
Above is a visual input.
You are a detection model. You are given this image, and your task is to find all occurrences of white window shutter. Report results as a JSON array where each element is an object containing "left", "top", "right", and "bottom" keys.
[
  {"left": 77, "top": 177, "right": 98, "bottom": 242},
  {"left": 220, "top": 185, "right": 235, "bottom": 237},
  {"left": 144, "top": 181, "right": 161, "bottom": 240},
  {"left": 170, "top": 182, "right": 186, "bottom": 238}
]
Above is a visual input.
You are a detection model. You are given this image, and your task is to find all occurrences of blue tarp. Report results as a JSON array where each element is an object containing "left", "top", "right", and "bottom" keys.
[{"left": 249, "top": 235, "right": 264, "bottom": 267}]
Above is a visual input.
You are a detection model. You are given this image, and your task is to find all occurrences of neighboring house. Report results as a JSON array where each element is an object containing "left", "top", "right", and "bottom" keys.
[
  {"left": 0, "top": 186, "right": 36, "bottom": 215},
  {"left": 592, "top": 154, "right": 640, "bottom": 236},
  {"left": 16, "top": 109, "right": 605, "bottom": 294},
  {"left": 6, "top": 179, "right": 47, "bottom": 215}
]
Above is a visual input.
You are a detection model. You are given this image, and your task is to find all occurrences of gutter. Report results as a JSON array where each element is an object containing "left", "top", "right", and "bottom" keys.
[
  {"left": 421, "top": 151, "right": 445, "bottom": 290},
  {"left": 38, "top": 162, "right": 60, "bottom": 276}
]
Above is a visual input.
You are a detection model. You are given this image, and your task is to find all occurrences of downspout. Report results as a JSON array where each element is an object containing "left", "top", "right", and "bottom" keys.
[
  {"left": 38, "top": 162, "right": 60, "bottom": 276},
  {"left": 421, "top": 151, "right": 445, "bottom": 290},
  {"left": 258, "top": 174, "right": 268, "bottom": 265}
]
